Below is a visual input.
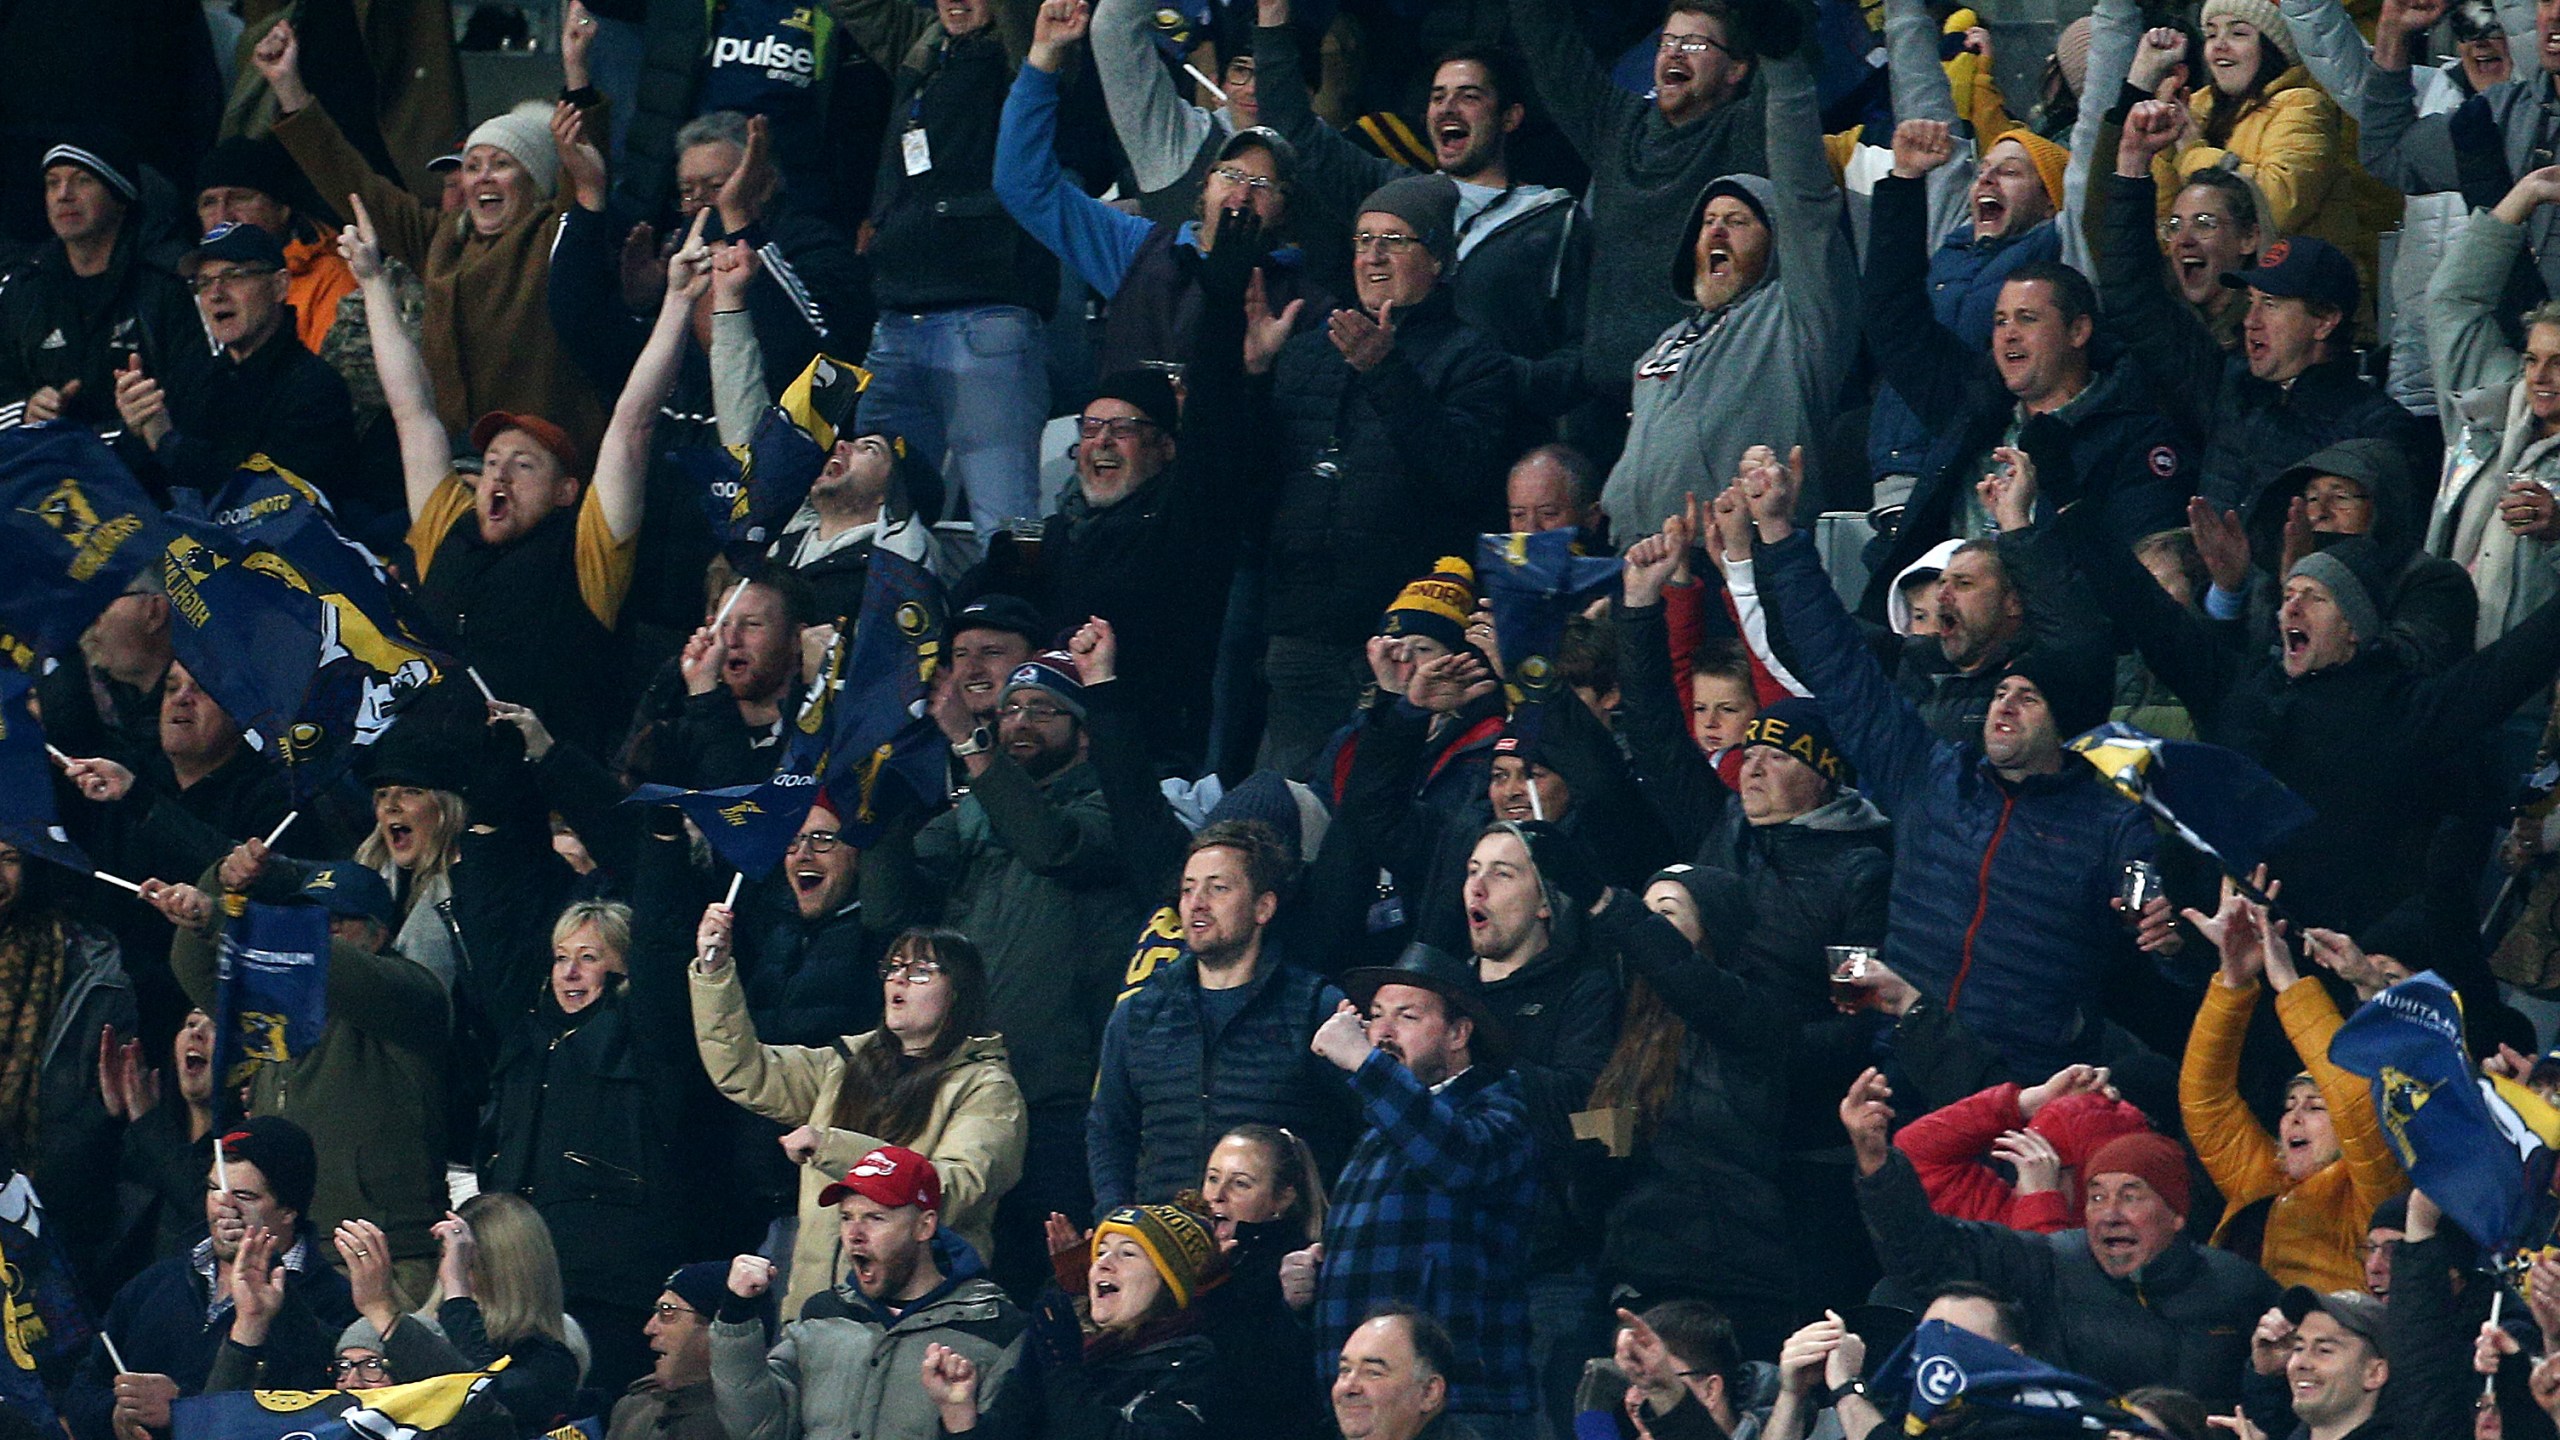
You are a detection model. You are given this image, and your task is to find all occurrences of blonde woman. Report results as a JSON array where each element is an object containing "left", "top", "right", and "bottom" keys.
[
  {"left": 691, "top": 917, "right": 1026, "bottom": 1317},
  {"left": 428, "top": 1197, "right": 584, "bottom": 1433},
  {"left": 353, "top": 737, "right": 467, "bottom": 990}
]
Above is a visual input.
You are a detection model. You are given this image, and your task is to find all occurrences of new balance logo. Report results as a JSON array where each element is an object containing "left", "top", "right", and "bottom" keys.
[{"left": 37, "top": 330, "right": 63, "bottom": 350}]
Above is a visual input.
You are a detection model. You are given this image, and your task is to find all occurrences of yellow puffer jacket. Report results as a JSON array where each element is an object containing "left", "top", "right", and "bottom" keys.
[
  {"left": 2179, "top": 976, "right": 2408, "bottom": 1294},
  {"left": 2153, "top": 67, "right": 2404, "bottom": 338}
]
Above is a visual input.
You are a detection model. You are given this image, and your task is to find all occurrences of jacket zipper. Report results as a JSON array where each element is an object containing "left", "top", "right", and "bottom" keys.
[{"left": 1947, "top": 793, "right": 2017, "bottom": 1012}]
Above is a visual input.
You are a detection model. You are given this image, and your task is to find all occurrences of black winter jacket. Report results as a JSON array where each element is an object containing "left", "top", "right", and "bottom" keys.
[
  {"left": 1086, "top": 948, "right": 1350, "bottom": 1214},
  {"left": 1587, "top": 896, "right": 1796, "bottom": 1313},
  {"left": 0, "top": 225, "right": 204, "bottom": 439},
  {"left": 139, "top": 321, "right": 356, "bottom": 505},
  {"left": 2065, "top": 496, "right": 2560, "bottom": 936},
  {"left": 957, "top": 291, "right": 1257, "bottom": 773},
  {"left": 2096, "top": 173, "right": 2427, "bottom": 520},
  {"left": 1258, "top": 288, "right": 1512, "bottom": 643},
  {"left": 1613, "top": 601, "right": 1892, "bottom": 1019},
  {"left": 27, "top": 919, "right": 136, "bottom": 1313},
  {"left": 1865, "top": 179, "right": 2193, "bottom": 599},
  {"left": 866, "top": 27, "right": 1056, "bottom": 315},
  {"left": 1856, "top": 1149, "right": 2278, "bottom": 1405}
]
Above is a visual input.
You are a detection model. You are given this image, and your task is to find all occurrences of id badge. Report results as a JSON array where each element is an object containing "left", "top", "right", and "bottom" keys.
[{"left": 901, "top": 126, "right": 932, "bottom": 176}]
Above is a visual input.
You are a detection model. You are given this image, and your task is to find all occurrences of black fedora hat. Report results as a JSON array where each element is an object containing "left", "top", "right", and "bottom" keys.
[{"left": 1338, "top": 942, "right": 1508, "bottom": 1067}]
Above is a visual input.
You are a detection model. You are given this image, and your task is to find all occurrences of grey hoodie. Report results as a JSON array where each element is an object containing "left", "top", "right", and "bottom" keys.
[{"left": 1601, "top": 52, "right": 1855, "bottom": 533}]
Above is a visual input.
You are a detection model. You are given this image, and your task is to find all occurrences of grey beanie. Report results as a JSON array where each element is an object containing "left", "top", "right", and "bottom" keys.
[
  {"left": 1355, "top": 173, "right": 1461, "bottom": 268},
  {"left": 337, "top": 1316, "right": 386, "bottom": 1353},
  {"left": 2289, "top": 541, "right": 2384, "bottom": 648}
]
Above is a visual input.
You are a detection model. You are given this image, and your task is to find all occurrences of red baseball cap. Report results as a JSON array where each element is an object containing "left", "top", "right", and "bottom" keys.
[
  {"left": 817, "top": 1145, "right": 941, "bottom": 1213},
  {"left": 469, "top": 410, "right": 586, "bottom": 478}
]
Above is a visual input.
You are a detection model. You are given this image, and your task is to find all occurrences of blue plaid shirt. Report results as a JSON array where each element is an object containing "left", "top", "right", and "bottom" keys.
[
  {"left": 189, "top": 1233, "right": 314, "bottom": 1325},
  {"left": 1313, "top": 1054, "right": 1539, "bottom": 1415}
]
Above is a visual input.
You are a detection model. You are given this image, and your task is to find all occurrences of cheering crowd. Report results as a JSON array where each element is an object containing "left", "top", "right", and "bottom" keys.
[{"left": 33, "top": 0, "right": 2560, "bottom": 1434}]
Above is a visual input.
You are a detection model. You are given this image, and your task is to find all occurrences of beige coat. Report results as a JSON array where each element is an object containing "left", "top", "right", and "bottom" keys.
[{"left": 689, "top": 965, "right": 1028, "bottom": 1318}]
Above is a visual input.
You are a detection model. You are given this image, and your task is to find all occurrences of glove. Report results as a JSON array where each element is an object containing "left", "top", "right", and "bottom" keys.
[{"left": 1195, "top": 205, "right": 1274, "bottom": 311}]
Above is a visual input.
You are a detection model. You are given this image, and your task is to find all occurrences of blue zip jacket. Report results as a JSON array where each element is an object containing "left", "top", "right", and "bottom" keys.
[{"left": 1760, "top": 530, "right": 2154, "bottom": 1080}]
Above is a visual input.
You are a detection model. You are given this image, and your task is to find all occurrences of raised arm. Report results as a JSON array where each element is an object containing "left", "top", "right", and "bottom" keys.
[
  {"left": 2430, "top": 171, "right": 2554, "bottom": 403},
  {"left": 259, "top": 22, "right": 436, "bottom": 271},
  {"left": 2097, "top": 109, "right": 2227, "bottom": 433},
  {"left": 1092, "top": 0, "right": 1213, "bottom": 194},
  {"left": 827, "top": 0, "right": 937, "bottom": 72},
  {"left": 1864, "top": 128, "right": 1996, "bottom": 423},
  {"left": 996, "top": 13, "right": 1160, "bottom": 297},
  {"left": 591, "top": 218, "right": 709, "bottom": 544},
  {"left": 1253, "top": 0, "right": 1405, "bottom": 218},
  {"left": 2359, "top": 0, "right": 2461, "bottom": 193},
  {"left": 339, "top": 195, "right": 449, "bottom": 523},
  {"left": 1747, "top": 451, "right": 1945, "bottom": 820},
  {"left": 1764, "top": 51, "right": 1850, "bottom": 350},
  {"left": 2278, "top": 0, "right": 2384, "bottom": 117},
  {"left": 2061, "top": 0, "right": 2141, "bottom": 269},
  {"left": 1506, "top": 0, "right": 1639, "bottom": 160}
]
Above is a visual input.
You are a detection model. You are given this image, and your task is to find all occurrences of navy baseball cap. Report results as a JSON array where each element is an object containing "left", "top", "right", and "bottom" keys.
[
  {"left": 2221, "top": 234, "right": 2358, "bottom": 315},
  {"left": 183, "top": 220, "right": 288, "bottom": 275},
  {"left": 295, "top": 862, "right": 398, "bottom": 929}
]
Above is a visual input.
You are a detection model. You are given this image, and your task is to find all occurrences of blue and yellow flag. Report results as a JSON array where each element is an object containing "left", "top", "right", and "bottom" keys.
[
  {"left": 820, "top": 548, "right": 946, "bottom": 843},
  {"left": 625, "top": 551, "right": 946, "bottom": 870},
  {"left": 1871, "top": 1319, "right": 2156, "bottom": 1435},
  {"left": 211, "top": 900, "right": 332, "bottom": 1094},
  {"left": 0, "top": 1170, "right": 94, "bottom": 1430},
  {"left": 0, "top": 663, "right": 93, "bottom": 876},
  {"left": 0, "top": 428, "right": 177, "bottom": 659},
  {"left": 684, "top": 354, "right": 868, "bottom": 565},
  {"left": 2331, "top": 971, "right": 2538, "bottom": 1251},
  {"left": 2067, "top": 722, "right": 2316, "bottom": 880},
  {"left": 1474, "top": 529, "right": 1619, "bottom": 739},
  {"left": 173, "top": 1358, "right": 506, "bottom": 1440},
  {"left": 158, "top": 530, "right": 445, "bottom": 802}
]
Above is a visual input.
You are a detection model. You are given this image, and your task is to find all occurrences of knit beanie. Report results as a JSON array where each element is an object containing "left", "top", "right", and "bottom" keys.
[
  {"left": 662, "top": 1261, "right": 733, "bottom": 1318},
  {"left": 1355, "top": 173, "right": 1461, "bottom": 268},
  {"left": 2083, "top": 1132, "right": 2191, "bottom": 1218},
  {"left": 2027, "top": 1092, "right": 2152, "bottom": 1176},
  {"left": 2200, "top": 0, "right": 2298, "bottom": 65},
  {"left": 1203, "top": 771, "right": 1332, "bottom": 862},
  {"left": 1999, "top": 648, "right": 2114, "bottom": 743},
  {"left": 1089, "top": 368, "right": 1180, "bottom": 431},
  {"left": 464, "top": 101, "right": 563, "bottom": 199},
  {"left": 221, "top": 1115, "right": 319, "bottom": 1217},
  {"left": 1092, "top": 1202, "right": 1219, "bottom": 1309},
  {"left": 336, "top": 1317, "right": 385, "bottom": 1353},
  {"left": 1992, "top": 127, "right": 2069, "bottom": 210},
  {"left": 195, "top": 136, "right": 302, "bottom": 209},
  {"left": 1645, "top": 862, "right": 1756, "bottom": 947},
  {"left": 1380, "top": 556, "right": 1476, "bottom": 652},
  {"left": 2053, "top": 16, "right": 2094, "bottom": 97},
  {"left": 1739, "top": 698, "right": 1854, "bottom": 788},
  {"left": 43, "top": 133, "right": 140, "bottom": 204},
  {"left": 2288, "top": 538, "right": 2388, "bottom": 650},
  {"left": 999, "top": 649, "right": 1087, "bottom": 720}
]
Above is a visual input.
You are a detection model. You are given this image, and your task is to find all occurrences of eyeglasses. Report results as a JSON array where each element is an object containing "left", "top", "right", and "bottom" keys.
[
  {"left": 189, "top": 266, "right": 279, "bottom": 294},
  {"left": 997, "top": 701, "right": 1070, "bottom": 722},
  {"left": 1211, "top": 165, "right": 1276, "bottom": 194},
  {"left": 331, "top": 1358, "right": 392, "bottom": 1382},
  {"left": 786, "top": 830, "right": 845, "bottom": 855},
  {"left": 1658, "top": 31, "right": 1739, "bottom": 57},
  {"left": 1076, "top": 416, "right": 1161, "bottom": 440},
  {"left": 650, "top": 1302, "right": 706, "bottom": 1322},
  {"left": 880, "top": 959, "right": 947, "bottom": 983},
  {"left": 2157, "top": 213, "right": 2228, "bottom": 238},
  {"left": 1351, "top": 231, "right": 1424, "bottom": 256}
]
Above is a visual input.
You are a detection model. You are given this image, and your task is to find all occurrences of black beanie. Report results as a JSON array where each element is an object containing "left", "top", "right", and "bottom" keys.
[
  {"left": 220, "top": 1115, "right": 319, "bottom": 1218},
  {"left": 1088, "top": 368, "right": 1180, "bottom": 432},
  {"left": 2000, "top": 647, "right": 2112, "bottom": 742},
  {"left": 195, "top": 136, "right": 302, "bottom": 208}
]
